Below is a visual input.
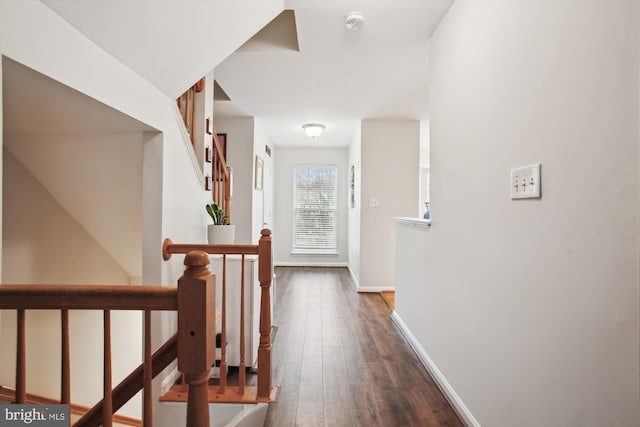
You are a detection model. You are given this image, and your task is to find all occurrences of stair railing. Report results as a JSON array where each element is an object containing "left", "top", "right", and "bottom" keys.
[
  {"left": 177, "top": 79, "right": 232, "bottom": 223},
  {"left": 211, "top": 132, "right": 232, "bottom": 222},
  {"left": 162, "top": 229, "right": 274, "bottom": 401},
  {"left": 0, "top": 251, "right": 216, "bottom": 427},
  {"left": 176, "top": 79, "right": 204, "bottom": 146}
]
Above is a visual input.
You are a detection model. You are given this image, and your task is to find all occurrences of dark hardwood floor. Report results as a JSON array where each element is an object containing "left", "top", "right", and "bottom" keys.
[{"left": 263, "top": 267, "right": 463, "bottom": 427}]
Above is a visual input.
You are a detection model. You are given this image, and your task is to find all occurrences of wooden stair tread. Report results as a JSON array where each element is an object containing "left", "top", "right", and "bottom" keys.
[{"left": 160, "top": 385, "right": 278, "bottom": 404}]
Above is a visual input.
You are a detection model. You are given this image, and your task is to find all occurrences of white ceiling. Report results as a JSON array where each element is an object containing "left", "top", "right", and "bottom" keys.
[
  {"left": 38, "top": 0, "right": 453, "bottom": 148},
  {"left": 214, "top": 0, "right": 454, "bottom": 147}
]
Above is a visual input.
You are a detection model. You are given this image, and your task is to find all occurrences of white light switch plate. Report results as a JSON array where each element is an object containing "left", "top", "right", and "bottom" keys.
[
  {"left": 511, "top": 163, "right": 541, "bottom": 199},
  {"left": 369, "top": 197, "right": 380, "bottom": 208}
]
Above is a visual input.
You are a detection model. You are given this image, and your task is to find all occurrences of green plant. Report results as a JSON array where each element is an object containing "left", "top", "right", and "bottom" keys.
[{"left": 206, "top": 203, "right": 229, "bottom": 225}]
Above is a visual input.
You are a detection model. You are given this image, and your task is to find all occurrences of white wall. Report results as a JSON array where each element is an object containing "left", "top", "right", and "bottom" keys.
[
  {"left": 395, "top": 1, "right": 640, "bottom": 426},
  {"left": 1, "top": 149, "right": 142, "bottom": 416},
  {"left": 253, "top": 121, "right": 272, "bottom": 242},
  {"left": 1, "top": 2, "right": 244, "bottom": 424},
  {"left": 213, "top": 117, "right": 255, "bottom": 243},
  {"left": 347, "top": 128, "right": 362, "bottom": 288},
  {"left": 273, "top": 147, "right": 349, "bottom": 266},
  {"left": 359, "top": 119, "right": 420, "bottom": 291},
  {"left": 4, "top": 131, "right": 144, "bottom": 282}
]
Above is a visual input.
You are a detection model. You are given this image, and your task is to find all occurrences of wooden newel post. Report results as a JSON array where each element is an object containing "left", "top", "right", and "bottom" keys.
[
  {"left": 178, "top": 251, "right": 216, "bottom": 427},
  {"left": 257, "top": 229, "right": 273, "bottom": 399}
]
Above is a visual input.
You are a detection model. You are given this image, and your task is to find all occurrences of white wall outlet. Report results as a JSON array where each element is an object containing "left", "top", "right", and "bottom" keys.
[
  {"left": 369, "top": 197, "right": 380, "bottom": 208},
  {"left": 511, "top": 163, "right": 541, "bottom": 199}
]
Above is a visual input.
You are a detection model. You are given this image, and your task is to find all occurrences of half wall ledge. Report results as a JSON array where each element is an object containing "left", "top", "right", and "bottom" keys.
[{"left": 394, "top": 217, "right": 431, "bottom": 228}]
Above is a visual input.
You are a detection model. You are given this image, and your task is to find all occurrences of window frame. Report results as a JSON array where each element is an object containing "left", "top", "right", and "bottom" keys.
[{"left": 291, "top": 164, "right": 339, "bottom": 255}]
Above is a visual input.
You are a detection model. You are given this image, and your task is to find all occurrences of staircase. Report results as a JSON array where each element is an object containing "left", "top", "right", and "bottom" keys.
[
  {"left": 177, "top": 79, "right": 232, "bottom": 222},
  {"left": 0, "top": 231, "right": 275, "bottom": 426}
]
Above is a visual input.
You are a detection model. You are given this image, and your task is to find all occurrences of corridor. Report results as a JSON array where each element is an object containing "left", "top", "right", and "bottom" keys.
[{"left": 263, "top": 267, "right": 462, "bottom": 427}]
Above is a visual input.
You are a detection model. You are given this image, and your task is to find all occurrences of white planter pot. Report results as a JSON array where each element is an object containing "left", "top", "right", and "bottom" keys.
[{"left": 207, "top": 224, "right": 236, "bottom": 244}]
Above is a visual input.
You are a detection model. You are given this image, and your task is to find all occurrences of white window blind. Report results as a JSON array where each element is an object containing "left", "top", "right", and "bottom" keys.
[{"left": 293, "top": 166, "right": 338, "bottom": 253}]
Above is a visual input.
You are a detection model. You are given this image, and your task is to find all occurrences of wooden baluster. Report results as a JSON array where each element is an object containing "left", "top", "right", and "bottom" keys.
[
  {"left": 190, "top": 87, "right": 196, "bottom": 144},
  {"left": 186, "top": 89, "right": 193, "bottom": 145},
  {"left": 143, "top": 309, "right": 152, "bottom": 427},
  {"left": 257, "top": 229, "right": 273, "bottom": 399},
  {"left": 16, "top": 309, "right": 26, "bottom": 404},
  {"left": 238, "top": 254, "right": 246, "bottom": 394},
  {"left": 178, "top": 251, "right": 216, "bottom": 427},
  {"left": 219, "top": 254, "right": 228, "bottom": 393},
  {"left": 224, "top": 168, "right": 232, "bottom": 223},
  {"left": 61, "top": 309, "right": 70, "bottom": 404},
  {"left": 213, "top": 157, "right": 219, "bottom": 204},
  {"left": 103, "top": 310, "right": 113, "bottom": 427}
]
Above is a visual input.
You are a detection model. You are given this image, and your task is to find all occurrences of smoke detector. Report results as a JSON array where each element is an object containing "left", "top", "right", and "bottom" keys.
[{"left": 345, "top": 11, "right": 364, "bottom": 30}]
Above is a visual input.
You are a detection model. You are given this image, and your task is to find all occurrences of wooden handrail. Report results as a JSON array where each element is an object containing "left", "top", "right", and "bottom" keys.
[
  {"left": 0, "top": 285, "right": 177, "bottom": 310},
  {"left": 212, "top": 132, "right": 230, "bottom": 181},
  {"left": 163, "top": 239, "right": 258, "bottom": 260}
]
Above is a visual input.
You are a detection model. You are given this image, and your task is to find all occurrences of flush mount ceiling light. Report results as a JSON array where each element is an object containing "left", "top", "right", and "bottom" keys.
[
  {"left": 345, "top": 11, "right": 364, "bottom": 30},
  {"left": 302, "top": 123, "right": 325, "bottom": 138}
]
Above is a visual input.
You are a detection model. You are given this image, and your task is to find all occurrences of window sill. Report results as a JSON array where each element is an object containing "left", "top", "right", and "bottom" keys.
[{"left": 291, "top": 250, "right": 339, "bottom": 256}]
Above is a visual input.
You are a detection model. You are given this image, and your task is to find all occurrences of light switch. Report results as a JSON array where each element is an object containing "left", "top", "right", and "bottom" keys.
[
  {"left": 511, "top": 163, "right": 541, "bottom": 199},
  {"left": 369, "top": 197, "right": 380, "bottom": 208}
]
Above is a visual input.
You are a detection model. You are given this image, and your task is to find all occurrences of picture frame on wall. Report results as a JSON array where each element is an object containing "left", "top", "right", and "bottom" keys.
[
  {"left": 349, "top": 165, "right": 355, "bottom": 208},
  {"left": 255, "top": 155, "right": 264, "bottom": 191}
]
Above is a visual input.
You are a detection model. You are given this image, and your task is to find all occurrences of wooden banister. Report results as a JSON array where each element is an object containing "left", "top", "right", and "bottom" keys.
[
  {"left": 0, "top": 285, "right": 178, "bottom": 310},
  {"left": 162, "top": 230, "right": 274, "bottom": 402},
  {"left": 0, "top": 267, "right": 218, "bottom": 427},
  {"left": 211, "top": 132, "right": 232, "bottom": 223},
  {"left": 176, "top": 79, "right": 232, "bottom": 224},
  {"left": 178, "top": 251, "right": 216, "bottom": 427},
  {"left": 75, "top": 334, "right": 177, "bottom": 427},
  {"left": 163, "top": 240, "right": 259, "bottom": 260},
  {"left": 257, "top": 229, "right": 273, "bottom": 399}
]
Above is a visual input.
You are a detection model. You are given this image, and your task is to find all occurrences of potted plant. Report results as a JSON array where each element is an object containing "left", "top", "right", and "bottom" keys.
[{"left": 206, "top": 203, "right": 235, "bottom": 244}]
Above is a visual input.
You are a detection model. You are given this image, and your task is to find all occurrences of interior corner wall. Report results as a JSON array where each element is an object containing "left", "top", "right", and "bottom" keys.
[
  {"left": 397, "top": 1, "right": 639, "bottom": 426},
  {"left": 273, "top": 147, "right": 349, "bottom": 266},
  {"left": 348, "top": 128, "right": 362, "bottom": 287},
  {"left": 212, "top": 117, "right": 255, "bottom": 244},
  {"left": 359, "top": 119, "right": 419, "bottom": 291}
]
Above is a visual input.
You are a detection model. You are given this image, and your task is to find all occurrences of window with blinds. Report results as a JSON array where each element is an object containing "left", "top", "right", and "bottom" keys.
[{"left": 292, "top": 165, "right": 338, "bottom": 254}]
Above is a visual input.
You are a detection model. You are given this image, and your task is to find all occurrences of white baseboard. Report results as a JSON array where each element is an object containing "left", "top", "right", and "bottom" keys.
[
  {"left": 391, "top": 311, "right": 480, "bottom": 427},
  {"left": 274, "top": 261, "right": 349, "bottom": 267},
  {"left": 347, "top": 265, "right": 359, "bottom": 291},
  {"left": 357, "top": 286, "right": 395, "bottom": 293},
  {"left": 160, "top": 367, "right": 180, "bottom": 396}
]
